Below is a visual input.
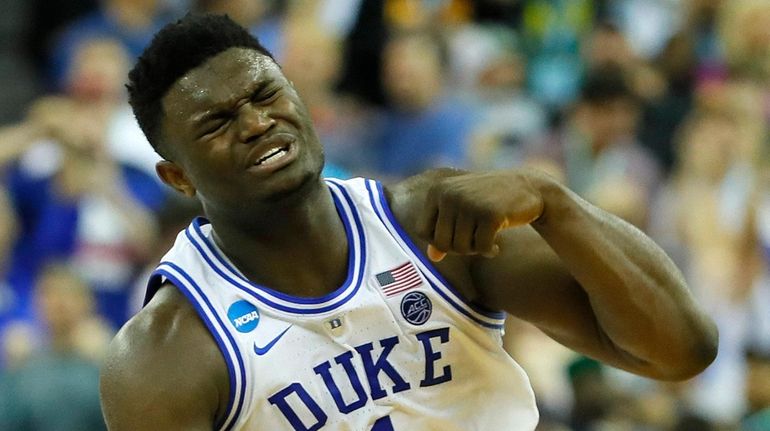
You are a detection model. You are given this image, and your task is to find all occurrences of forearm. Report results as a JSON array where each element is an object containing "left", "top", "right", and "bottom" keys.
[
  {"left": 100, "top": 176, "right": 158, "bottom": 257},
  {"left": 529, "top": 172, "right": 718, "bottom": 379}
]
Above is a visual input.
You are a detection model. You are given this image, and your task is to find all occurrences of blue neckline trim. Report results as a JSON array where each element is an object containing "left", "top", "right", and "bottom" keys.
[
  {"left": 364, "top": 180, "right": 506, "bottom": 326},
  {"left": 185, "top": 181, "right": 367, "bottom": 314},
  {"left": 153, "top": 263, "right": 245, "bottom": 431}
]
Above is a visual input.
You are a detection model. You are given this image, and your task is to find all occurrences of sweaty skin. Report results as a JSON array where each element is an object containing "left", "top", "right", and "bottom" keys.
[{"left": 100, "top": 48, "right": 718, "bottom": 430}]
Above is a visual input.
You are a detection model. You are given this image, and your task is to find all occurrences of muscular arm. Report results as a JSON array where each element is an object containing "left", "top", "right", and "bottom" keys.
[
  {"left": 388, "top": 168, "right": 718, "bottom": 381},
  {"left": 99, "top": 284, "right": 229, "bottom": 430}
]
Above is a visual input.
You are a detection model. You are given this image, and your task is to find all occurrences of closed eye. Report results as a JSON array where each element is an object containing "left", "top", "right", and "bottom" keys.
[
  {"left": 251, "top": 87, "right": 280, "bottom": 104},
  {"left": 201, "top": 118, "right": 230, "bottom": 138}
]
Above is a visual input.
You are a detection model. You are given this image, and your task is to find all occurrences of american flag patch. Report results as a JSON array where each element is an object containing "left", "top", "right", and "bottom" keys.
[{"left": 375, "top": 262, "right": 422, "bottom": 297}]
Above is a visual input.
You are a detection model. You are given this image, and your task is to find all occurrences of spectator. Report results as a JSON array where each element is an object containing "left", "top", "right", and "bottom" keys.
[
  {"left": 0, "top": 263, "right": 108, "bottom": 431},
  {"left": 195, "top": 0, "right": 284, "bottom": 58},
  {"left": 583, "top": 22, "right": 637, "bottom": 71},
  {"left": 48, "top": 0, "right": 167, "bottom": 89},
  {"left": 519, "top": 0, "right": 599, "bottom": 110},
  {"left": 0, "top": 185, "right": 19, "bottom": 330},
  {"left": 66, "top": 37, "right": 162, "bottom": 177},
  {"left": 26, "top": 0, "right": 98, "bottom": 73},
  {"left": 2, "top": 36, "right": 166, "bottom": 328},
  {"left": 608, "top": 0, "right": 684, "bottom": 60},
  {"left": 687, "top": 0, "right": 726, "bottom": 70},
  {"left": 719, "top": 0, "right": 770, "bottom": 85},
  {"left": 280, "top": 12, "right": 364, "bottom": 177},
  {"left": 566, "top": 357, "right": 614, "bottom": 431},
  {"left": 0, "top": 0, "right": 40, "bottom": 124},
  {"left": 128, "top": 195, "right": 201, "bottom": 315},
  {"left": 4, "top": 94, "right": 161, "bottom": 328},
  {"left": 372, "top": 31, "right": 477, "bottom": 179},
  {"left": 337, "top": 0, "right": 470, "bottom": 109},
  {"left": 451, "top": 25, "right": 547, "bottom": 170},
  {"left": 526, "top": 65, "right": 660, "bottom": 228},
  {"left": 743, "top": 348, "right": 770, "bottom": 431},
  {"left": 337, "top": 0, "right": 388, "bottom": 107},
  {"left": 0, "top": 322, "right": 36, "bottom": 371},
  {"left": 638, "top": 32, "right": 699, "bottom": 174},
  {"left": 650, "top": 103, "right": 765, "bottom": 425}
]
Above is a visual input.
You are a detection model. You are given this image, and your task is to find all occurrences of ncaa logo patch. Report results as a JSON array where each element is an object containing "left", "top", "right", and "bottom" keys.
[
  {"left": 400, "top": 291, "right": 432, "bottom": 325},
  {"left": 227, "top": 300, "right": 260, "bottom": 333}
]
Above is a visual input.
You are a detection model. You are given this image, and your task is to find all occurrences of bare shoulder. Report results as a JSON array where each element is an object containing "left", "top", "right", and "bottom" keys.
[{"left": 99, "top": 283, "right": 229, "bottom": 430}]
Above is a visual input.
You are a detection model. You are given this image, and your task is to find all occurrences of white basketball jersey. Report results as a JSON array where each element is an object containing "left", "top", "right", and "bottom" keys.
[{"left": 145, "top": 178, "right": 539, "bottom": 431}]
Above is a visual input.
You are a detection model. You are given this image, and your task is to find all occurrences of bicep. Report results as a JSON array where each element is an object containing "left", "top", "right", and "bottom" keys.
[
  {"left": 100, "top": 351, "right": 215, "bottom": 431},
  {"left": 470, "top": 225, "right": 577, "bottom": 320},
  {"left": 470, "top": 226, "right": 646, "bottom": 371},
  {"left": 99, "top": 318, "right": 223, "bottom": 430}
]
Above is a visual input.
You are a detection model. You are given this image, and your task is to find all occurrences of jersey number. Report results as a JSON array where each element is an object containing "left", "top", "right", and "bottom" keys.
[{"left": 372, "top": 415, "right": 394, "bottom": 430}]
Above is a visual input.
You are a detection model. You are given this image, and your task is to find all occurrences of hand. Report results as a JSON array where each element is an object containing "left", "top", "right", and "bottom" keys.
[
  {"left": 27, "top": 96, "right": 76, "bottom": 139},
  {"left": 417, "top": 170, "right": 545, "bottom": 262}
]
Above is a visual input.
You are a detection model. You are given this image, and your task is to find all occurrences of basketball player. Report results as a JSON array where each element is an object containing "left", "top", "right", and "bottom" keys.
[{"left": 99, "top": 14, "right": 718, "bottom": 431}]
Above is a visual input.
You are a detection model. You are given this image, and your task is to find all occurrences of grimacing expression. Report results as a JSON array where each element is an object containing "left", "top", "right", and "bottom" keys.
[{"left": 159, "top": 47, "right": 324, "bottom": 208}]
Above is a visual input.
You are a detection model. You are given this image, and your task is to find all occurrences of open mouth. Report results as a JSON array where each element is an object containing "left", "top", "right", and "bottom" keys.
[
  {"left": 246, "top": 133, "right": 299, "bottom": 174},
  {"left": 255, "top": 145, "right": 290, "bottom": 166}
]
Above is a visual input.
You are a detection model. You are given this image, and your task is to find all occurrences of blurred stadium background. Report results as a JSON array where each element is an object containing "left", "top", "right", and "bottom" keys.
[{"left": 0, "top": 0, "right": 768, "bottom": 430}]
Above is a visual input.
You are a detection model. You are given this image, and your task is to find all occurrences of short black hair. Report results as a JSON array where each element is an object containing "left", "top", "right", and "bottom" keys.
[
  {"left": 580, "top": 65, "right": 637, "bottom": 105},
  {"left": 127, "top": 13, "right": 273, "bottom": 158}
]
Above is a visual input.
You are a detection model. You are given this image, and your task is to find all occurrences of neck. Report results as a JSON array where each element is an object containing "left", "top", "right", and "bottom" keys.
[
  {"left": 207, "top": 180, "right": 349, "bottom": 297},
  {"left": 49, "top": 327, "right": 77, "bottom": 354}
]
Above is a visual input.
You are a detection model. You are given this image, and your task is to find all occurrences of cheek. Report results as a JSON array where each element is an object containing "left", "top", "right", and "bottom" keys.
[
  {"left": 277, "top": 93, "right": 314, "bottom": 132},
  {"left": 186, "top": 138, "right": 235, "bottom": 176}
]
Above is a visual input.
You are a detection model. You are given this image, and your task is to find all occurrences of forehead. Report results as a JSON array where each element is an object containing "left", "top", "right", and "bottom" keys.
[
  {"left": 163, "top": 47, "right": 281, "bottom": 118},
  {"left": 385, "top": 37, "right": 439, "bottom": 66}
]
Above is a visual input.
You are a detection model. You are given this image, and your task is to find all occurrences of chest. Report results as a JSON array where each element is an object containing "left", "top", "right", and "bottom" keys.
[{"left": 230, "top": 283, "right": 483, "bottom": 430}]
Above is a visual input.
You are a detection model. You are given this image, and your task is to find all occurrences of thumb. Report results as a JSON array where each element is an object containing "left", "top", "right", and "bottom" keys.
[{"left": 426, "top": 244, "right": 447, "bottom": 262}]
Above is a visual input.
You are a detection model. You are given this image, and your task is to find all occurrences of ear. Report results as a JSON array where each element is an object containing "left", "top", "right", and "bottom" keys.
[{"left": 156, "top": 160, "right": 196, "bottom": 197}]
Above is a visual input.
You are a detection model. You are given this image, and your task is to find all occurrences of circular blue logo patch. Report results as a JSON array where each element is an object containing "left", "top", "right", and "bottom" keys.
[
  {"left": 227, "top": 300, "right": 260, "bottom": 333},
  {"left": 400, "top": 291, "right": 432, "bottom": 325}
]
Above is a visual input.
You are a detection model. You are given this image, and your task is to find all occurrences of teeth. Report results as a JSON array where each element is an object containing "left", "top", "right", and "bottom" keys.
[{"left": 256, "top": 147, "right": 287, "bottom": 166}]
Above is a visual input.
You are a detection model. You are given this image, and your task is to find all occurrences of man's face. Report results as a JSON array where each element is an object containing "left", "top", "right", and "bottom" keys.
[
  {"left": 382, "top": 36, "right": 443, "bottom": 112},
  {"left": 160, "top": 47, "right": 324, "bottom": 210},
  {"left": 581, "top": 97, "right": 639, "bottom": 150}
]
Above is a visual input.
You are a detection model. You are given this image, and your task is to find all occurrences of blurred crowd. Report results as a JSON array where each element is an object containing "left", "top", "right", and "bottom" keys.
[{"left": 0, "top": 0, "right": 768, "bottom": 430}]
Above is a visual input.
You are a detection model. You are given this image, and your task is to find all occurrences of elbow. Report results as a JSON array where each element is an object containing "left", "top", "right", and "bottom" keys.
[{"left": 656, "top": 320, "right": 719, "bottom": 381}]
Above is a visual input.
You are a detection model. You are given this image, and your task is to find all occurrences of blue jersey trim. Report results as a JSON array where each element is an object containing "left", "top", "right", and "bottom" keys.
[
  {"left": 364, "top": 179, "right": 506, "bottom": 328},
  {"left": 153, "top": 263, "right": 246, "bottom": 431},
  {"left": 182, "top": 181, "right": 367, "bottom": 314},
  {"left": 425, "top": 277, "right": 503, "bottom": 330}
]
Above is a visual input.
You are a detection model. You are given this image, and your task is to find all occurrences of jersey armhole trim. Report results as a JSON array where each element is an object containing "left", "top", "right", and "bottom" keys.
[
  {"left": 363, "top": 179, "right": 506, "bottom": 329},
  {"left": 143, "top": 274, "right": 164, "bottom": 307},
  {"left": 153, "top": 262, "right": 246, "bottom": 431}
]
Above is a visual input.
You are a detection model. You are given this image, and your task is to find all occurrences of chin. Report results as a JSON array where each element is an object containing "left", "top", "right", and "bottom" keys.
[{"left": 262, "top": 161, "right": 323, "bottom": 204}]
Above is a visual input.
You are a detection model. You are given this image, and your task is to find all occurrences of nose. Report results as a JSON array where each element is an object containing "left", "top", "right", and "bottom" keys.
[{"left": 236, "top": 103, "right": 276, "bottom": 143}]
